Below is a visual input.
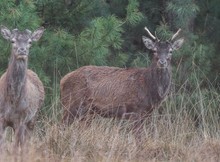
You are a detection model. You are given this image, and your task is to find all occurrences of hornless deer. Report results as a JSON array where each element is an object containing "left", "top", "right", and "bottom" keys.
[
  {"left": 60, "top": 27, "right": 184, "bottom": 125},
  {"left": 0, "top": 26, "right": 45, "bottom": 148}
]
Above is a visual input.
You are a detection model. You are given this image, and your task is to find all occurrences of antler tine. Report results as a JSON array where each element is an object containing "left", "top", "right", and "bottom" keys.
[
  {"left": 144, "top": 27, "right": 156, "bottom": 40},
  {"left": 171, "top": 28, "right": 181, "bottom": 41}
]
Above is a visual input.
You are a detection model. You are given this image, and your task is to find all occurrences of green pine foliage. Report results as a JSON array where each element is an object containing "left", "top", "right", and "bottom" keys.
[
  {"left": 74, "top": 15, "right": 124, "bottom": 66},
  {"left": 126, "top": 0, "right": 143, "bottom": 26},
  {"left": 167, "top": 0, "right": 199, "bottom": 30},
  {"left": 35, "top": 0, "right": 109, "bottom": 31}
]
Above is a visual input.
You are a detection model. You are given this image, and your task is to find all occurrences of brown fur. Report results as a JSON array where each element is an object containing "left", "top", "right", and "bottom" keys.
[{"left": 61, "top": 64, "right": 171, "bottom": 125}]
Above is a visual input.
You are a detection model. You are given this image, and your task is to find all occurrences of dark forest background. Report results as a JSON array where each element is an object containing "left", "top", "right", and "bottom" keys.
[{"left": 0, "top": 0, "right": 220, "bottom": 116}]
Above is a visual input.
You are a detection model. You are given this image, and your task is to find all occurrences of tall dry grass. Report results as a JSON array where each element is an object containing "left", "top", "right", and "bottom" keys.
[{"left": 1, "top": 80, "right": 220, "bottom": 162}]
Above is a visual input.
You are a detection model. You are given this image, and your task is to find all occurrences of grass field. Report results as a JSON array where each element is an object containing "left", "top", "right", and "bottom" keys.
[{"left": 1, "top": 83, "right": 220, "bottom": 162}]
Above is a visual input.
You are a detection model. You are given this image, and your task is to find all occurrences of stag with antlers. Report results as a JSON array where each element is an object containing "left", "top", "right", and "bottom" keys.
[{"left": 60, "top": 27, "right": 184, "bottom": 125}]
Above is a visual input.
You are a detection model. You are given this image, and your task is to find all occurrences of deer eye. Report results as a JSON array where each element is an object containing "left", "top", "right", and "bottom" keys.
[
  {"left": 28, "top": 39, "right": 32, "bottom": 44},
  {"left": 168, "top": 50, "right": 172, "bottom": 54}
]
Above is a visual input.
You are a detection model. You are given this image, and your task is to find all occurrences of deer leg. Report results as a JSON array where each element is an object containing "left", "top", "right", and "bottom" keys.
[
  {"left": 0, "top": 120, "right": 4, "bottom": 152},
  {"left": 13, "top": 125, "right": 23, "bottom": 162},
  {"left": 15, "top": 125, "right": 25, "bottom": 147},
  {"left": 121, "top": 112, "right": 147, "bottom": 143},
  {"left": 62, "top": 110, "right": 75, "bottom": 126},
  {"left": 16, "top": 122, "right": 34, "bottom": 146},
  {"left": 62, "top": 100, "right": 89, "bottom": 125},
  {"left": 14, "top": 123, "right": 32, "bottom": 161}
]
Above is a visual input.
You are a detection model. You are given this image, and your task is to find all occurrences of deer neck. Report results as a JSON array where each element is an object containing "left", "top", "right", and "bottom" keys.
[
  {"left": 5, "top": 53, "right": 28, "bottom": 102},
  {"left": 149, "top": 63, "right": 171, "bottom": 99}
]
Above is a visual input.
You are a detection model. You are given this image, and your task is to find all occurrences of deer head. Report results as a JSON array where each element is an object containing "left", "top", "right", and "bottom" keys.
[
  {"left": 142, "top": 27, "right": 184, "bottom": 69},
  {"left": 0, "top": 26, "right": 45, "bottom": 60}
]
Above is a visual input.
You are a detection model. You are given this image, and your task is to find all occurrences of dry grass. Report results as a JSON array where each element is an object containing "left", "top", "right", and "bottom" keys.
[{"left": 1, "top": 86, "right": 220, "bottom": 162}]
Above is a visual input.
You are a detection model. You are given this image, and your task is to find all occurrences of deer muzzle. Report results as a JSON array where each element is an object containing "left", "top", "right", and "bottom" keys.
[
  {"left": 157, "top": 59, "right": 168, "bottom": 68},
  {"left": 17, "top": 48, "right": 28, "bottom": 59}
]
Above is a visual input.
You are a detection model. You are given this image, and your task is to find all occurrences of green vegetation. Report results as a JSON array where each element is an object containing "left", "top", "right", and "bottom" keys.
[{"left": 0, "top": 0, "right": 220, "bottom": 161}]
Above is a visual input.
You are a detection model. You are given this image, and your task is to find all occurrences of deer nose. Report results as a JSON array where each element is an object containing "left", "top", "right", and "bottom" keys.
[
  {"left": 158, "top": 59, "right": 168, "bottom": 68},
  {"left": 159, "top": 59, "right": 167, "bottom": 65},
  {"left": 18, "top": 48, "right": 27, "bottom": 55}
]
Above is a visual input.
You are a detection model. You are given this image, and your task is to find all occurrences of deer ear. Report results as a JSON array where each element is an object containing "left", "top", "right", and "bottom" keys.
[
  {"left": 31, "top": 27, "right": 45, "bottom": 42},
  {"left": 142, "top": 36, "right": 155, "bottom": 50},
  {"left": 0, "top": 26, "right": 12, "bottom": 40},
  {"left": 172, "top": 38, "right": 184, "bottom": 50}
]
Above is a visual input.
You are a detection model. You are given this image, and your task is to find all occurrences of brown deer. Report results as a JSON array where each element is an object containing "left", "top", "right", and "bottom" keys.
[
  {"left": 0, "top": 26, "right": 45, "bottom": 148},
  {"left": 60, "top": 27, "right": 184, "bottom": 125}
]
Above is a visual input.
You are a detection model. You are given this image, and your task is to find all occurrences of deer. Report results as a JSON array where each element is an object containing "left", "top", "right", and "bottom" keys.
[
  {"left": 60, "top": 27, "right": 184, "bottom": 126},
  {"left": 0, "top": 25, "right": 45, "bottom": 149}
]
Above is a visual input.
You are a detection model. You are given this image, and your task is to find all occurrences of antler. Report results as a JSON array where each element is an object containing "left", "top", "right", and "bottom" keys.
[
  {"left": 171, "top": 28, "right": 181, "bottom": 41},
  {"left": 144, "top": 27, "right": 156, "bottom": 40}
]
